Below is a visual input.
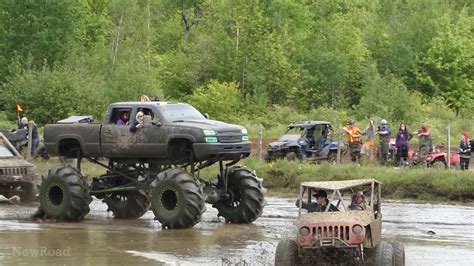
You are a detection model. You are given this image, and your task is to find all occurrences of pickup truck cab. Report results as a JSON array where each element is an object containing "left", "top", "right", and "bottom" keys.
[{"left": 44, "top": 101, "right": 250, "bottom": 163}]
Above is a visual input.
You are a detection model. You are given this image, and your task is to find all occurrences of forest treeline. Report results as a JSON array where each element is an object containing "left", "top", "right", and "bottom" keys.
[{"left": 0, "top": 0, "right": 472, "bottom": 138}]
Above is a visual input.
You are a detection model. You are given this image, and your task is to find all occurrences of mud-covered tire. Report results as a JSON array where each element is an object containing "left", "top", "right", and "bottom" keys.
[
  {"left": 39, "top": 166, "right": 91, "bottom": 221},
  {"left": 430, "top": 160, "right": 447, "bottom": 169},
  {"left": 373, "top": 241, "right": 393, "bottom": 266},
  {"left": 327, "top": 151, "right": 337, "bottom": 163},
  {"left": 275, "top": 239, "right": 299, "bottom": 266},
  {"left": 390, "top": 241, "right": 405, "bottom": 266},
  {"left": 213, "top": 166, "right": 265, "bottom": 224},
  {"left": 150, "top": 169, "right": 205, "bottom": 229},
  {"left": 19, "top": 182, "right": 38, "bottom": 202},
  {"left": 104, "top": 191, "right": 150, "bottom": 219},
  {"left": 286, "top": 152, "right": 297, "bottom": 161}
]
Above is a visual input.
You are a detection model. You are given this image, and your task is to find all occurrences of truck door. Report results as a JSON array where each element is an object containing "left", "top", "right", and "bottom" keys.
[
  {"left": 101, "top": 107, "right": 134, "bottom": 156},
  {"left": 127, "top": 107, "right": 167, "bottom": 157}
]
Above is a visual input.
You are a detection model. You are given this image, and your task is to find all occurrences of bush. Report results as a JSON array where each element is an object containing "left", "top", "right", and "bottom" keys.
[{"left": 187, "top": 80, "right": 243, "bottom": 121}]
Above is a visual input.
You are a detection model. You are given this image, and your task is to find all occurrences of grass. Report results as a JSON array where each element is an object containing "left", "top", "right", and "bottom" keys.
[
  {"left": 30, "top": 156, "right": 474, "bottom": 202},
  {"left": 241, "top": 157, "right": 474, "bottom": 202}
]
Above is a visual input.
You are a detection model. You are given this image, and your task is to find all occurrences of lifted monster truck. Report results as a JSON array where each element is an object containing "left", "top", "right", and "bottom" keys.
[
  {"left": 275, "top": 179, "right": 404, "bottom": 266},
  {"left": 37, "top": 101, "right": 265, "bottom": 228},
  {"left": 0, "top": 133, "right": 39, "bottom": 202}
]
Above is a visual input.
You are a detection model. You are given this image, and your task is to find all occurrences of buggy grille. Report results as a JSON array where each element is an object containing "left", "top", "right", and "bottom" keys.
[
  {"left": 0, "top": 167, "right": 28, "bottom": 176},
  {"left": 313, "top": 225, "right": 350, "bottom": 241}
]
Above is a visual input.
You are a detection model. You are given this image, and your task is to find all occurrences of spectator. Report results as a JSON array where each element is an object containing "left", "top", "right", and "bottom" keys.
[
  {"left": 343, "top": 119, "right": 362, "bottom": 163},
  {"left": 395, "top": 123, "right": 413, "bottom": 167},
  {"left": 18, "top": 117, "right": 39, "bottom": 155},
  {"left": 459, "top": 132, "right": 471, "bottom": 171},
  {"left": 130, "top": 111, "right": 144, "bottom": 133},
  {"left": 361, "top": 120, "right": 376, "bottom": 163},
  {"left": 116, "top": 112, "right": 129, "bottom": 125},
  {"left": 414, "top": 122, "right": 432, "bottom": 162},
  {"left": 376, "top": 119, "right": 392, "bottom": 165}
]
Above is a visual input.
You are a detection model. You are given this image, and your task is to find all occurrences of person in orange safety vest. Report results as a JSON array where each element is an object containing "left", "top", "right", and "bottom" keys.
[{"left": 343, "top": 119, "right": 362, "bottom": 163}]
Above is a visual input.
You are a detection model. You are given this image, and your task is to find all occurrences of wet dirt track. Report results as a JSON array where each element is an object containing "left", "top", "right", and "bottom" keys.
[{"left": 0, "top": 197, "right": 473, "bottom": 265}]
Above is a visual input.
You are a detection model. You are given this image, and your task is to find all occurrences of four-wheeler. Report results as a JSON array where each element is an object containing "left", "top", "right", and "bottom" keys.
[
  {"left": 266, "top": 121, "right": 343, "bottom": 163},
  {"left": 0, "top": 133, "right": 39, "bottom": 202},
  {"left": 275, "top": 179, "right": 404, "bottom": 266},
  {"left": 36, "top": 101, "right": 265, "bottom": 228},
  {"left": 409, "top": 144, "right": 460, "bottom": 169}
]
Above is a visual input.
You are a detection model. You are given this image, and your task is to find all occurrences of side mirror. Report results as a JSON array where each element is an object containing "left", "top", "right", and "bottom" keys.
[{"left": 204, "top": 113, "right": 209, "bottom": 119}]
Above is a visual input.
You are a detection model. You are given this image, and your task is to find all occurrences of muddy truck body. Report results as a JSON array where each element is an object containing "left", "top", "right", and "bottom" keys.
[
  {"left": 37, "top": 101, "right": 265, "bottom": 228},
  {"left": 44, "top": 102, "right": 251, "bottom": 163}
]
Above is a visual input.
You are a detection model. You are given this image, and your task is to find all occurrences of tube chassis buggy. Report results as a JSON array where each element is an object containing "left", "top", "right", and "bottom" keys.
[{"left": 275, "top": 179, "right": 404, "bottom": 266}]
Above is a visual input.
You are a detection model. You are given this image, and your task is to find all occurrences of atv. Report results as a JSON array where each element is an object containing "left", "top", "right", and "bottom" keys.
[
  {"left": 266, "top": 121, "right": 343, "bottom": 163},
  {"left": 409, "top": 144, "right": 460, "bottom": 169},
  {"left": 275, "top": 179, "right": 404, "bottom": 266}
]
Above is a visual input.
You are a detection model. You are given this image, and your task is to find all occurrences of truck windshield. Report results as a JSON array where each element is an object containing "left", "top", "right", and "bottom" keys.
[{"left": 159, "top": 104, "right": 206, "bottom": 121}]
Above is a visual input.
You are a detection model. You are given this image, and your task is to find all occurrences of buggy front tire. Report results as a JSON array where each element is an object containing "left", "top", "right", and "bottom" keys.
[{"left": 275, "top": 239, "right": 299, "bottom": 266}]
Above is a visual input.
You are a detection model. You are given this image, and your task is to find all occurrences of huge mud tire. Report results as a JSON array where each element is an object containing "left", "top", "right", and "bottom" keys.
[
  {"left": 150, "top": 169, "right": 205, "bottom": 229},
  {"left": 373, "top": 241, "right": 393, "bottom": 266},
  {"left": 390, "top": 241, "right": 405, "bottom": 266},
  {"left": 39, "top": 166, "right": 91, "bottom": 221},
  {"left": 430, "top": 160, "right": 447, "bottom": 169},
  {"left": 213, "top": 166, "right": 265, "bottom": 224},
  {"left": 275, "top": 239, "right": 299, "bottom": 266},
  {"left": 104, "top": 191, "right": 150, "bottom": 219}
]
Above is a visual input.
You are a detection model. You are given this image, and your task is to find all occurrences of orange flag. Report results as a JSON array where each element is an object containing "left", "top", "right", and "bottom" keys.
[{"left": 16, "top": 104, "right": 23, "bottom": 112}]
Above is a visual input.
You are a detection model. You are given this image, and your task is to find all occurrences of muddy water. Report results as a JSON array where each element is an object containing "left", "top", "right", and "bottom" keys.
[{"left": 0, "top": 197, "right": 473, "bottom": 265}]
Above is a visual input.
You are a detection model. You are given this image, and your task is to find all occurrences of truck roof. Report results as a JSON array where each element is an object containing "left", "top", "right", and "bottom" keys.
[
  {"left": 289, "top": 121, "right": 331, "bottom": 128},
  {"left": 300, "top": 179, "right": 381, "bottom": 190}
]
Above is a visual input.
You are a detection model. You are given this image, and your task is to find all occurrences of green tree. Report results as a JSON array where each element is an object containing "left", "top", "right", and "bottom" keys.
[{"left": 415, "top": 10, "right": 474, "bottom": 114}]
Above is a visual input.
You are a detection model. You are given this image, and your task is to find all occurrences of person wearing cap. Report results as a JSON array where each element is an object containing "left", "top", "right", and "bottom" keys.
[
  {"left": 459, "top": 132, "right": 471, "bottom": 170},
  {"left": 376, "top": 119, "right": 392, "bottom": 165},
  {"left": 295, "top": 190, "right": 338, "bottom": 212},
  {"left": 343, "top": 119, "right": 362, "bottom": 163},
  {"left": 349, "top": 191, "right": 367, "bottom": 210}
]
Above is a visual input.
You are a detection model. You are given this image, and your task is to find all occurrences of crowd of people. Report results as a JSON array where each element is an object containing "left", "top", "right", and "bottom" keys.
[{"left": 342, "top": 119, "right": 472, "bottom": 170}]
